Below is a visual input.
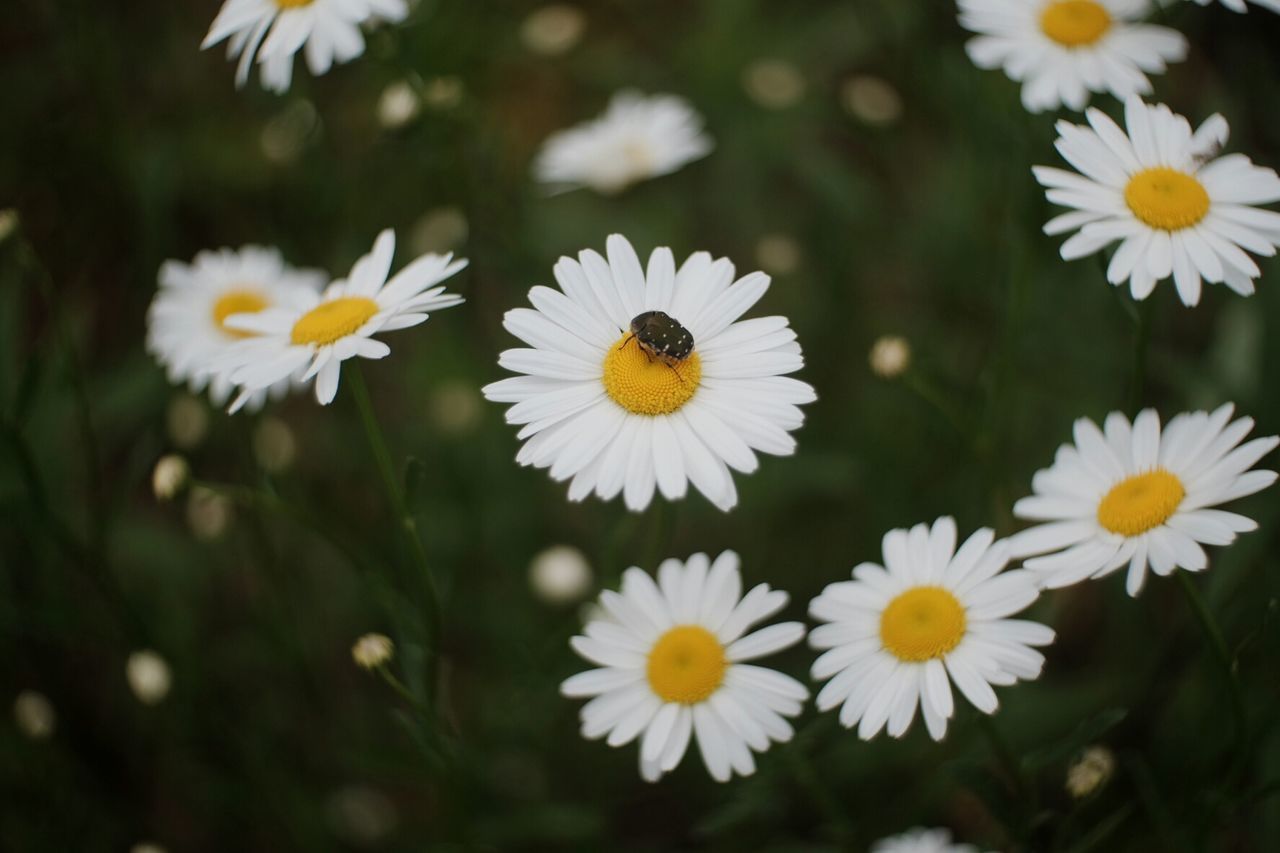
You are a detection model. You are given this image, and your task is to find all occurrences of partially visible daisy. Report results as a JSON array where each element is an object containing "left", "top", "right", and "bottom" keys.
[
  {"left": 533, "top": 92, "right": 713, "bottom": 194},
  {"left": 220, "top": 229, "right": 466, "bottom": 410},
  {"left": 482, "top": 234, "right": 815, "bottom": 513},
  {"left": 1008, "top": 405, "right": 1278, "bottom": 596},
  {"left": 561, "top": 551, "right": 807, "bottom": 782},
  {"left": 958, "top": 0, "right": 1186, "bottom": 113},
  {"left": 872, "top": 827, "right": 983, "bottom": 853},
  {"left": 809, "top": 518, "right": 1054, "bottom": 741},
  {"left": 202, "top": 0, "right": 409, "bottom": 94},
  {"left": 1035, "top": 96, "right": 1280, "bottom": 305},
  {"left": 148, "top": 245, "right": 324, "bottom": 411},
  {"left": 1192, "top": 0, "right": 1280, "bottom": 13}
]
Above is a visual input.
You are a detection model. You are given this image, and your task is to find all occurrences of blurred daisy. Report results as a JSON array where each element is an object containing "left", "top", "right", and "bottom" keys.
[
  {"left": 1009, "top": 405, "right": 1278, "bottom": 596},
  {"left": 809, "top": 518, "right": 1053, "bottom": 741},
  {"left": 482, "top": 234, "right": 815, "bottom": 512},
  {"left": 202, "top": 0, "right": 409, "bottom": 94},
  {"left": 1034, "top": 96, "right": 1280, "bottom": 305},
  {"left": 533, "top": 92, "right": 713, "bottom": 194},
  {"left": 561, "top": 551, "right": 807, "bottom": 782},
  {"left": 221, "top": 229, "right": 466, "bottom": 410},
  {"left": 872, "top": 827, "right": 982, "bottom": 853},
  {"left": 1192, "top": 0, "right": 1280, "bottom": 12},
  {"left": 958, "top": 0, "right": 1186, "bottom": 113},
  {"left": 148, "top": 245, "right": 324, "bottom": 411}
]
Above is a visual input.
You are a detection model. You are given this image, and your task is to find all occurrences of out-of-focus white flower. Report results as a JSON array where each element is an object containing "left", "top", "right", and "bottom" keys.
[
  {"left": 326, "top": 785, "right": 398, "bottom": 846},
  {"left": 422, "top": 76, "right": 464, "bottom": 110},
  {"left": 742, "top": 59, "right": 805, "bottom": 109},
  {"left": 378, "top": 80, "right": 421, "bottom": 129},
  {"left": 427, "top": 380, "right": 482, "bottom": 434},
  {"left": 1067, "top": 745, "right": 1116, "bottom": 797},
  {"left": 521, "top": 5, "right": 586, "bottom": 56},
  {"left": 152, "top": 455, "right": 190, "bottom": 502},
  {"left": 14, "top": 690, "right": 56, "bottom": 740},
  {"left": 529, "top": 545, "right": 593, "bottom": 604},
  {"left": 869, "top": 335, "right": 911, "bottom": 378},
  {"left": 410, "top": 207, "right": 469, "bottom": 255},
  {"left": 0, "top": 208, "right": 19, "bottom": 242},
  {"left": 755, "top": 234, "right": 802, "bottom": 276},
  {"left": 842, "top": 75, "right": 904, "bottom": 126},
  {"left": 352, "top": 633, "right": 395, "bottom": 670},
  {"left": 187, "top": 486, "right": 234, "bottom": 541},
  {"left": 130, "top": 844, "right": 168, "bottom": 853},
  {"left": 126, "top": 650, "right": 173, "bottom": 706},
  {"left": 253, "top": 416, "right": 297, "bottom": 473},
  {"left": 166, "top": 395, "right": 209, "bottom": 450}
]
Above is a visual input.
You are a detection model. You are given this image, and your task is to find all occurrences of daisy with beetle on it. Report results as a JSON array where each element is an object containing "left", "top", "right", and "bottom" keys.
[
  {"left": 202, "top": 0, "right": 409, "bottom": 94},
  {"left": 482, "top": 234, "right": 815, "bottom": 513},
  {"left": 561, "top": 551, "right": 808, "bottom": 782},
  {"left": 808, "top": 517, "right": 1054, "bottom": 741},
  {"left": 147, "top": 245, "right": 324, "bottom": 412},
  {"left": 957, "top": 0, "right": 1186, "bottom": 113},
  {"left": 1035, "top": 95, "right": 1280, "bottom": 306},
  {"left": 217, "top": 229, "right": 467, "bottom": 411},
  {"left": 533, "top": 91, "right": 713, "bottom": 195},
  {"left": 1008, "top": 405, "right": 1278, "bottom": 596}
]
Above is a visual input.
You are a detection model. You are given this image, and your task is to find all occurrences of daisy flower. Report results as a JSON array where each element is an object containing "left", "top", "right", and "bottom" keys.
[
  {"left": 809, "top": 518, "right": 1054, "bottom": 741},
  {"left": 958, "top": 0, "right": 1187, "bottom": 113},
  {"left": 202, "top": 0, "right": 409, "bottom": 94},
  {"left": 147, "top": 245, "right": 324, "bottom": 411},
  {"left": 482, "top": 234, "right": 815, "bottom": 513},
  {"left": 872, "top": 827, "right": 983, "bottom": 853},
  {"left": 1035, "top": 96, "right": 1280, "bottom": 305},
  {"left": 1192, "top": 0, "right": 1280, "bottom": 13},
  {"left": 533, "top": 91, "right": 713, "bottom": 194},
  {"left": 561, "top": 551, "right": 808, "bottom": 782},
  {"left": 220, "top": 229, "right": 466, "bottom": 411},
  {"left": 1008, "top": 405, "right": 1278, "bottom": 596}
]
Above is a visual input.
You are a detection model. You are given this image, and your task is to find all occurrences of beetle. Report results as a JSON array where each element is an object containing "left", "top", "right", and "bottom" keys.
[{"left": 624, "top": 310, "right": 695, "bottom": 367}]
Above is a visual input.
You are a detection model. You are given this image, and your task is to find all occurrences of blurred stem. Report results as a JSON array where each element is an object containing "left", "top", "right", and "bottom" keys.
[
  {"left": 348, "top": 366, "right": 443, "bottom": 707},
  {"left": 1127, "top": 297, "right": 1153, "bottom": 411},
  {"left": 378, "top": 665, "right": 429, "bottom": 716},
  {"left": 903, "top": 370, "right": 967, "bottom": 438},
  {"left": 978, "top": 714, "right": 1034, "bottom": 836},
  {"left": 1175, "top": 571, "right": 1248, "bottom": 770}
]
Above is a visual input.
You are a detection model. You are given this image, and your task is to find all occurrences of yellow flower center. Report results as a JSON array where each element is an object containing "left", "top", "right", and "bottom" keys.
[
  {"left": 1040, "top": 0, "right": 1112, "bottom": 47},
  {"left": 1096, "top": 469, "right": 1186, "bottom": 536},
  {"left": 646, "top": 626, "right": 727, "bottom": 705},
  {"left": 275, "top": 0, "right": 315, "bottom": 9},
  {"left": 880, "top": 587, "right": 967, "bottom": 663},
  {"left": 212, "top": 289, "right": 270, "bottom": 339},
  {"left": 1124, "top": 168, "right": 1211, "bottom": 231},
  {"left": 601, "top": 333, "right": 702, "bottom": 416},
  {"left": 290, "top": 296, "right": 379, "bottom": 347}
]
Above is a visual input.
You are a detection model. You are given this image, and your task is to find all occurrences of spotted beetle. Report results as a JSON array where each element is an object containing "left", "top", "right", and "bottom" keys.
[{"left": 626, "top": 310, "right": 695, "bottom": 367}]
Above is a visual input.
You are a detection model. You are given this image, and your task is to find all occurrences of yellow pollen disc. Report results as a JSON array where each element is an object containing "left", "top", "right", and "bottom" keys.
[
  {"left": 646, "top": 626, "right": 727, "bottom": 704},
  {"left": 1040, "top": 0, "right": 1112, "bottom": 47},
  {"left": 290, "top": 296, "right": 379, "bottom": 347},
  {"left": 275, "top": 0, "right": 315, "bottom": 8},
  {"left": 880, "top": 587, "right": 967, "bottom": 663},
  {"left": 602, "top": 333, "right": 701, "bottom": 416},
  {"left": 1096, "top": 469, "right": 1186, "bottom": 536},
  {"left": 212, "top": 289, "right": 270, "bottom": 339},
  {"left": 1124, "top": 168, "right": 1211, "bottom": 231}
]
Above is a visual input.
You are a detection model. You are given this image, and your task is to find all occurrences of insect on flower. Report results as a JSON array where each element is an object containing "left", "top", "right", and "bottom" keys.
[{"left": 625, "top": 310, "right": 695, "bottom": 367}]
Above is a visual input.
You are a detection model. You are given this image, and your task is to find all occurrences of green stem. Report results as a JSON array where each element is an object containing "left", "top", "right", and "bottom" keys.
[
  {"left": 1127, "top": 297, "right": 1152, "bottom": 412},
  {"left": 347, "top": 366, "right": 442, "bottom": 704},
  {"left": 903, "top": 370, "right": 967, "bottom": 437},
  {"left": 1176, "top": 571, "right": 1248, "bottom": 766}
]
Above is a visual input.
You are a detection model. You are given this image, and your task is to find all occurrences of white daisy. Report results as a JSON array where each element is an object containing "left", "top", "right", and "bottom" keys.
[
  {"left": 202, "top": 0, "right": 409, "bottom": 94},
  {"left": 147, "top": 245, "right": 324, "bottom": 411},
  {"left": 561, "top": 551, "right": 808, "bottom": 782},
  {"left": 533, "top": 91, "right": 713, "bottom": 194},
  {"left": 1034, "top": 96, "right": 1280, "bottom": 305},
  {"left": 220, "top": 229, "right": 466, "bottom": 411},
  {"left": 872, "top": 827, "right": 983, "bottom": 853},
  {"left": 1008, "top": 405, "right": 1278, "bottom": 596},
  {"left": 958, "top": 0, "right": 1187, "bottom": 113},
  {"left": 1192, "top": 0, "right": 1280, "bottom": 13},
  {"left": 481, "top": 234, "right": 815, "bottom": 513},
  {"left": 808, "top": 518, "right": 1054, "bottom": 741}
]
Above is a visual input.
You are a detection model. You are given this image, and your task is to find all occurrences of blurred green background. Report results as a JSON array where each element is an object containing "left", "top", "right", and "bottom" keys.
[{"left": 3, "top": 0, "right": 1280, "bottom": 850}]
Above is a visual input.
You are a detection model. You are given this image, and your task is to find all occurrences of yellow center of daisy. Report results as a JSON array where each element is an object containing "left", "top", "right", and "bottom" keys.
[
  {"left": 646, "top": 626, "right": 727, "bottom": 704},
  {"left": 1040, "top": 0, "right": 1112, "bottom": 47},
  {"left": 602, "top": 333, "right": 702, "bottom": 416},
  {"left": 212, "top": 289, "right": 270, "bottom": 339},
  {"left": 880, "top": 587, "right": 968, "bottom": 662},
  {"left": 290, "top": 296, "right": 379, "bottom": 346},
  {"left": 1096, "top": 469, "right": 1186, "bottom": 536},
  {"left": 1123, "top": 168, "right": 1211, "bottom": 231},
  {"left": 275, "top": 0, "right": 315, "bottom": 8}
]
